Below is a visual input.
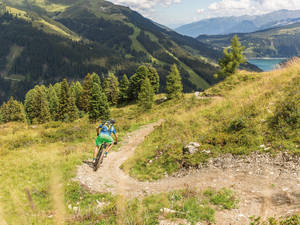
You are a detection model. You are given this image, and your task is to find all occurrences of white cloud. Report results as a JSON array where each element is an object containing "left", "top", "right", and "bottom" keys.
[
  {"left": 111, "top": 0, "right": 181, "bottom": 12},
  {"left": 197, "top": 0, "right": 300, "bottom": 18},
  {"left": 197, "top": 8, "right": 205, "bottom": 13}
]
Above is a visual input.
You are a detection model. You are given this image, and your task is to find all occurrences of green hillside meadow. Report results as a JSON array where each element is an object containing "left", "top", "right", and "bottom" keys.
[{"left": 0, "top": 57, "right": 299, "bottom": 224}]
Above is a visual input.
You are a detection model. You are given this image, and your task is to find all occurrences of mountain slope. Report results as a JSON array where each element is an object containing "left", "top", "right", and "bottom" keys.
[
  {"left": 0, "top": 0, "right": 224, "bottom": 104},
  {"left": 176, "top": 9, "right": 300, "bottom": 37},
  {"left": 197, "top": 22, "right": 300, "bottom": 58}
]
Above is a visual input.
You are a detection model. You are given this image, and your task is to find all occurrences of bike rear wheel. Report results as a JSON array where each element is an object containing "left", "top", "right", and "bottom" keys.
[{"left": 93, "top": 143, "right": 107, "bottom": 171}]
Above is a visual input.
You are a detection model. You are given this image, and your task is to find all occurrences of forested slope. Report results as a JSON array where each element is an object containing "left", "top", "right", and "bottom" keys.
[
  {"left": 0, "top": 0, "right": 224, "bottom": 104},
  {"left": 197, "top": 22, "right": 300, "bottom": 58}
]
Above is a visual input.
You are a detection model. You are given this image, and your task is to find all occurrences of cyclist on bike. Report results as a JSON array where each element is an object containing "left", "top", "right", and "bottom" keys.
[{"left": 93, "top": 119, "right": 118, "bottom": 164}]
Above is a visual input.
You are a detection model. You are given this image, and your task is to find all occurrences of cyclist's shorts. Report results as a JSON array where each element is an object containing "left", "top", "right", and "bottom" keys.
[{"left": 96, "top": 134, "right": 113, "bottom": 146}]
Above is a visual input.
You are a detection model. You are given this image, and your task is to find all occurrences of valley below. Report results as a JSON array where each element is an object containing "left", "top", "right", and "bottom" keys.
[{"left": 248, "top": 58, "right": 286, "bottom": 71}]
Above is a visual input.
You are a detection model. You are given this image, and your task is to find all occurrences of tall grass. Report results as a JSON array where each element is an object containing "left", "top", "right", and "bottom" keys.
[
  {"left": 1, "top": 59, "right": 300, "bottom": 223},
  {"left": 123, "top": 58, "right": 300, "bottom": 181}
]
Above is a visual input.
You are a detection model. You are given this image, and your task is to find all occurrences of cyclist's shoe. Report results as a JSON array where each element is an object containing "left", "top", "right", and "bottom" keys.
[
  {"left": 92, "top": 158, "right": 96, "bottom": 164},
  {"left": 104, "top": 152, "right": 108, "bottom": 158}
]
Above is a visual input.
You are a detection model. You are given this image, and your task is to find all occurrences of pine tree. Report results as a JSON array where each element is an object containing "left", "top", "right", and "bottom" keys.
[
  {"left": 36, "top": 87, "right": 51, "bottom": 124},
  {"left": 0, "top": 97, "right": 26, "bottom": 123},
  {"left": 148, "top": 66, "right": 160, "bottom": 93},
  {"left": 70, "top": 81, "right": 83, "bottom": 109},
  {"left": 79, "top": 73, "right": 93, "bottom": 112},
  {"left": 47, "top": 84, "right": 59, "bottom": 121},
  {"left": 166, "top": 64, "right": 183, "bottom": 99},
  {"left": 217, "top": 35, "right": 246, "bottom": 78},
  {"left": 119, "top": 74, "right": 130, "bottom": 104},
  {"left": 53, "top": 82, "right": 61, "bottom": 97},
  {"left": 0, "top": 106, "right": 2, "bottom": 123},
  {"left": 24, "top": 88, "right": 38, "bottom": 123},
  {"left": 103, "top": 72, "right": 119, "bottom": 105},
  {"left": 91, "top": 72, "right": 101, "bottom": 86},
  {"left": 24, "top": 86, "right": 51, "bottom": 124},
  {"left": 89, "top": 83, "right": 110, "bottom": 122},
  {"left": 129, "top": 65, "right": 149, "bottom": 100},
  {"left": 57, "top": 79, "right": 78, "bottom": 122},
  {"left": 138, "top": 77, "right": 154, "bottom": 110},
  {"left": 69, "top": 94, "right": 79, "bottom": 122}
]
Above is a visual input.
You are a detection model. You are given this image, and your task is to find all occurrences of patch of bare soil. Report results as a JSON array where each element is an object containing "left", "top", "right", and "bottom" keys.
[{"left": 75, "top": 121, "right": 300, "bottom": 224}]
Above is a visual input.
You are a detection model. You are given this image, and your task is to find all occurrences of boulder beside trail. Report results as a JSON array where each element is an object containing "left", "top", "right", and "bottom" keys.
[
  {"left": 156, "top": 96, "right": 168, "bottom": 104},
  {"left": 183, "top": 142, "right": 200, "bottom": 155}
]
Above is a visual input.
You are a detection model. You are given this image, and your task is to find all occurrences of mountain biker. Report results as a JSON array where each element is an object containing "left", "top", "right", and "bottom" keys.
[{"left": 93, "top": 119, "right": 118, "bottom": 164}]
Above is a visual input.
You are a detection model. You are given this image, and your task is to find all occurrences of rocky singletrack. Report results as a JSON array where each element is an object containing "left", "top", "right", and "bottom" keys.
[{"left": 75, "top": 120, "right": 300, "bottom": 224}]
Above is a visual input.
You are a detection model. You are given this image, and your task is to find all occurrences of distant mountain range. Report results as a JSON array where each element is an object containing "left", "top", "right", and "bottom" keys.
[
  {"left": 0, "top": 0, "right": 228, "bottom": 104},
  {"left": 176, "top": 10, "right": 300, "bottom": 37},
  {"left": 197, "top": 21, "right": 300, "bottom": 58}
]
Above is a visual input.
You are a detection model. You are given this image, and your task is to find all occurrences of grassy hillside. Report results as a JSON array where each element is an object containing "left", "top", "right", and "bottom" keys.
[
  {"left": 0, "top": 59, "right": 299, "bottom": 224},
  {"left": 0, "top": 101, "right": 241, "bottom": 224},
  {"left": 0, "top": 0, "right": 229, "bottom": 104},
  {"left": 123, "top": 59, "right": 300, "bottom": 181},
  {"left": 197, "top": 22, "right": 300, "bottom": 58}
]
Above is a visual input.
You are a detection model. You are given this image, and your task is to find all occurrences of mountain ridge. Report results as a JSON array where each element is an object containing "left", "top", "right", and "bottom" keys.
[
  {"left": 176, "top": 9, "right": 300, "bottom": 37},
  {"left": 0, "top": 0, "right": 222, "bottom": 104},
  {"left": 197, "top": 21, "right": 300, "bottom": 58}
]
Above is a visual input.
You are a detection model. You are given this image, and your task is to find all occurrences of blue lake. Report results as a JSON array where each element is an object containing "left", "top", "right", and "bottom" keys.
[{"left": 248, "top": 59, "right": 286, "bottom": 71}]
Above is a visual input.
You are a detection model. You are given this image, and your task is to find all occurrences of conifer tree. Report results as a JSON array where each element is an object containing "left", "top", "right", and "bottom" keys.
[
  {"left": 70, "top": 81, "right": 83, "bottom": 109},
  {"left": 0, "top": 97, "right": 26, "bottom": 123},
  {"left": 36, "top": 88, "right": 51, "bottom": 124},
  {"left": 24, "top": 88, "right": 38, "bottom": 123},
  {"left": 103, "top": 72, "right": 119, "bottom": 105},
  {"left": 217, "top": 35, "right": 246, "bottom": 78},
  {"left": 69, "top": 94, "right": 79, "bottom": 122},
  {"left": 58, "top": 79, "right": 78, "bottom": 122},
  {"left": 148, "top": 66, "right": 160, "bottom": 93},
  {"left": 119, "top": 74, "right": 130, "bottom": 104},
  {"left": 91, "top": 72, "right": 101, "bottom": 86},
  {"left": 79, "top": 73, "right": 93, "bottom": 112},
  {"left": 166, "top": 64, "right": 183, "bottom": 99},
  {"left": 0, "top": 107, "right": 2, "bottom": 123},
  {"left": 24, "top": 86, "right": 51, "bottom": 124},
  {"left": 53, "top": 82, "right": 61, "bottom": 97},
  {"left": 47, "top": 84, "right": 59, "bottom": 121},
  {"left": 89, "top": 83, "right": 110, "bottom": 122},
  {"left": 138, "top": 77, "right": 154, "bottom": 110},
  {"left": 129, "top": 65, "right": 149, "bottom": 100}
]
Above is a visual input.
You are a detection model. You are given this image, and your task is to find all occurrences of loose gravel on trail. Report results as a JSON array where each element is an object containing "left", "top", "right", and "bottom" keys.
[{"left": 75, "top": 121, "right": 300, "bottom": 224}]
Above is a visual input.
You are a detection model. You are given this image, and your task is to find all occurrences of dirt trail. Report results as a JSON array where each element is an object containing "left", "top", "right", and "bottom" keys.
[
  {"left": 50, "top": 165, "right": 66, "bottom": 225},
  {"left": 76, "top": 121, "right": 300, "bottom": 224}
]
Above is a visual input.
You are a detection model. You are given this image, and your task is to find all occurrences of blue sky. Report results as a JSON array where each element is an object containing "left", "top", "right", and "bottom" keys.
[
  {"left": 153, "top": 0, "right": 217, "bottom": 28},
  {"left": 110, "top": 0, "right": 300, "bottom": 28}
]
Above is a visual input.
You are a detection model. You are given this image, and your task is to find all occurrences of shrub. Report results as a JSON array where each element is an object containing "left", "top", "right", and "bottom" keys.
[
  {"left": 269, "top": 98, "right": 299, "bottom": 137},
  {"left": 41, "top": 124, "right": 91, "bottom": 143},
  {"left": 228, "top": 118, "right": 248, "bottom": 132},
  {"left": 250, "top": 215, "right": 300, "bottom": 225},
  {"left": 204, "top": 188, "right": 239, "bottom": 210},
  {"left": 5, "top": 134, "right": 39, "bottom": 150},
  {"left": 268, "top": 77, "right": 300, "bottom": 145}
]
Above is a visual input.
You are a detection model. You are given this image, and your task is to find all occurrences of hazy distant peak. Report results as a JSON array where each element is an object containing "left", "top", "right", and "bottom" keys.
[{"left": 176, "top": 9, "right": 300, "bottom": 37}]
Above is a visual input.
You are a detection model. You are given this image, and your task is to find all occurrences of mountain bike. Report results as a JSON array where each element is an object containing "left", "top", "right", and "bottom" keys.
[{"left": 93, "top": 142, "right": 107, "bottom": 171}]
